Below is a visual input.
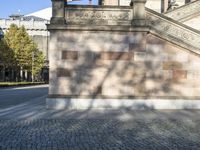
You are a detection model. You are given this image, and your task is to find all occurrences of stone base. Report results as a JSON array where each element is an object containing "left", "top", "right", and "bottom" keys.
[
  {"left": 46, "top": 98, "right": 200, "bottom": 110},
  {"left": 50, "top": 17, "right": 66, "bottom": 24},
  {"left": 132, "top": 19, "right": 147, "bottom": 27}
]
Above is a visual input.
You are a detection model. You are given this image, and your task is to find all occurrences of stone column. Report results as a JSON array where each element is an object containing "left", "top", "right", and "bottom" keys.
[
  {"left": 132, "top": 0, "right": 147, "bottom": 27},
  {"left": 50, "top": 0, "right": 66, "bottom": 24}
]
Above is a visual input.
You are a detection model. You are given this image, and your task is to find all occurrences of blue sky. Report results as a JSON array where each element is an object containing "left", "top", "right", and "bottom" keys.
[{"left": 0, "top": 0, "right": 98, "bottom": 19}]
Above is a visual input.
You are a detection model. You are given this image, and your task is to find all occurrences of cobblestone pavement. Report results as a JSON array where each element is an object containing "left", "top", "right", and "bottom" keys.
[
  {"left": 0, "top": 86, "right": 200, "bottom": 149},
  {"left": 0, "top": 118, "right": 199, "bottom": 150}
]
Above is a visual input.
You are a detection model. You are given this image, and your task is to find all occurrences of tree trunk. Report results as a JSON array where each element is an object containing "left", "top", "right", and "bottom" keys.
[
  {"left": 2, "top": 66, "right": 5, "bottom": 82},
  {"left": 25, "top": 70, "right": 28, "bottom": 81},
  {"left": 11, "top": 69, "right": 15, "bottom": 82},
  {"left": 20, "top": 67, "right": 23, "bottom": 82}
]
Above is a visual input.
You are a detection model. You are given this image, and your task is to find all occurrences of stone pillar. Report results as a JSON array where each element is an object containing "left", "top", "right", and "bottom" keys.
[
  {"left": 132, "top": 0, "right": 147, "bottom": 26},
  {"left": 162, "top": 0, "right": 169, "bottom": 12},
  {"left": 50, "top": 0, "right": 66, "bottom": 24}
]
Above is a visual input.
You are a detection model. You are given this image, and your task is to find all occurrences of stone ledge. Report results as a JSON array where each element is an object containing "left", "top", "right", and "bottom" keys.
[
  {"left": 47, "top": 24, "right": 149, "bottom": 32},
  {"left": 48, "top": 95, "right": 200, "bottom": 100},
  {"left": 46, "top": 98, "right": 200, "bottom": 110}
]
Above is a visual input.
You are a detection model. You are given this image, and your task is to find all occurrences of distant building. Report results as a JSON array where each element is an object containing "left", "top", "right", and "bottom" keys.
[
  {"left": 0, "top": 14, "right": 50, "bottom": 61},
  {"left": 0, "top": 13, "right": 50, "bottom": 82}
]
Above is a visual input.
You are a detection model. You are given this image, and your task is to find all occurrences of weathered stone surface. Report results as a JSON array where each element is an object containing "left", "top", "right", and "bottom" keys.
[
  {"left": 187, "top": 70, "right": 200, "bottom": 81},
  {"left": 134, "top": 52, "right": 146, "bottom": 61},
  {"left": 62, "top": 51, "right": 78, "bottom": 60},
  {"left": 163, "top": 61, "right": 183, "bottom": 70},
  {"left": 173, "top": 70, "right": 187, "bottom": 79},
  {"left": 101, "top": 52, "right": 133, "bottom": 60},
  {"left": 129, "top": 43, "right": 146, "bottom": 52},
  {"left": 57, "top": 68, "right": 72, "bottom": 77}
]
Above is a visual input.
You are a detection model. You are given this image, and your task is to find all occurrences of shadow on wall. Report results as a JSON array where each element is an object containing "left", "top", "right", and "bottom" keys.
[{"left": 49, "top": 17, "right": 200, "bottom": 110}]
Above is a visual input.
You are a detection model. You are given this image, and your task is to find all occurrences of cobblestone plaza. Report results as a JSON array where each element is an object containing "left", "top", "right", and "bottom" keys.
[
  {"left": 0, "top": 116, "right": 200, "bottom": 149},
  {"left": 0, "top": 86, "right": 199, "bottom": 149}
]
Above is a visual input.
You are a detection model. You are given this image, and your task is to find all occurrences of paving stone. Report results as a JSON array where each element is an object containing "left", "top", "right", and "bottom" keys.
[{"left": 0, "top": 119, "right": 199, "bottom": 150}]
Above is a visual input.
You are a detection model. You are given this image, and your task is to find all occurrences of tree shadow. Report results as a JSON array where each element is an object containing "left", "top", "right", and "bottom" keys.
[{"left": 48, "top": 5, "right": 200, "bottom": 112}]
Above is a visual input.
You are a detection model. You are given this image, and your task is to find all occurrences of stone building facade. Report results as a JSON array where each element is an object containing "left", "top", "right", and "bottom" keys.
[{"left": 46, "top": 0, "right": 200, "bottom": 109}]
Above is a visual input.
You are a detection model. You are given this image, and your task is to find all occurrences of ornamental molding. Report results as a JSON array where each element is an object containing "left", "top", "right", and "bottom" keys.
[{"left": 65, "top": 7, "right": 132, "bottom": 25}]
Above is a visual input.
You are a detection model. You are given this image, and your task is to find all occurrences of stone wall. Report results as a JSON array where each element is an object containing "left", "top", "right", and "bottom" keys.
[
  {"left": 47, "top": 0, "right": 200, "bottom": 109},
  {"left": 48, "top": 30, "right": 200, "bottom": 99}
]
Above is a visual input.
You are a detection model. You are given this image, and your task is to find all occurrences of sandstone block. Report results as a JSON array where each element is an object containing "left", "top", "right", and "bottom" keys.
[
  {"left": 57, "top": 68, "right": 72, "bottom": 77},
  {"left": 62, "top": 51, "right": 78, "bottom": 60},
  {"left": 173, "top": 70, "right": 187, "bottom": 79},
  {"left": 163, "top": 61, "right": 183, "bottom": 70},
  {"left": 101, "top": 52, "right": 133, "bottom": 60}
]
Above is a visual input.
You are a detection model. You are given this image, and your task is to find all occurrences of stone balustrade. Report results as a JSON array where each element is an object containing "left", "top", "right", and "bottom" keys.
[
  {"left": 51, "top": 0, "right": 147, "bottom": 26},
  {"left": 65, "top": 6, "right": 132, "bottom": 26},
  {"left": 165, "top": 0, "right": 200, "bottom": 21}
]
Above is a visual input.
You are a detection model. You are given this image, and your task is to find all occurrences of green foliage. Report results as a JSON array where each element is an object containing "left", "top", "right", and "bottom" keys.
[
  {"left": 3, "top": 24, "right": 45, "bottom": 76},
  {"left": 0, "top": 38, "right": 15, "bottom": 67},
  {"left": 32, "top": 47, "right": 45, "bottom": 76}
]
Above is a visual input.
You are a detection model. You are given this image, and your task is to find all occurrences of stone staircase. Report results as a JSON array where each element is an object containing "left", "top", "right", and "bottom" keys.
[
  {"left": 147, "top": 8, "right": 200, "bottom": 55},
  {"left": 165, "top": 0, "right": 200, "bottom": 22}
]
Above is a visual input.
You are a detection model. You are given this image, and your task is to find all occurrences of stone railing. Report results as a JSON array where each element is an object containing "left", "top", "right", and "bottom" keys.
[
  {"left": 147, "top": 8, "right": 200, "bottom": 54},
  {"left": 65, "top": 6, "right": 132, "bottom": 26},
  {"left": 50, "top": 0, "right": 147, "bottom": 26},
  {"left": 165, "top": 0, "right": 200, "bottom": 21}
]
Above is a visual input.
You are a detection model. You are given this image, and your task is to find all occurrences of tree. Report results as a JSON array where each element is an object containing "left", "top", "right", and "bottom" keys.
[
  {"left": 4, "top": 24, "right": 45, "bottom": 81},
  {"left": 0, "top": 34, "right": 15, "bottom": 67},
  {"left": 32, "top": 45, "right": 45, "bottom": 81},
  {"left": 0, "top": 38, "right": 15, "bottom": 81}
]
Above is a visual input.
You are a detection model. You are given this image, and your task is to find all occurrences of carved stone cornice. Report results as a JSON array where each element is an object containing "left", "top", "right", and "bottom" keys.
[
  {"left": 65, "top": 6, "right": 132, "bottom": 26},
  {"left": 147, "top": 8, "right": 200, "bottom": 54},
  {"left": 165, "top": 0, "right": 200, "bottom": 21}
]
